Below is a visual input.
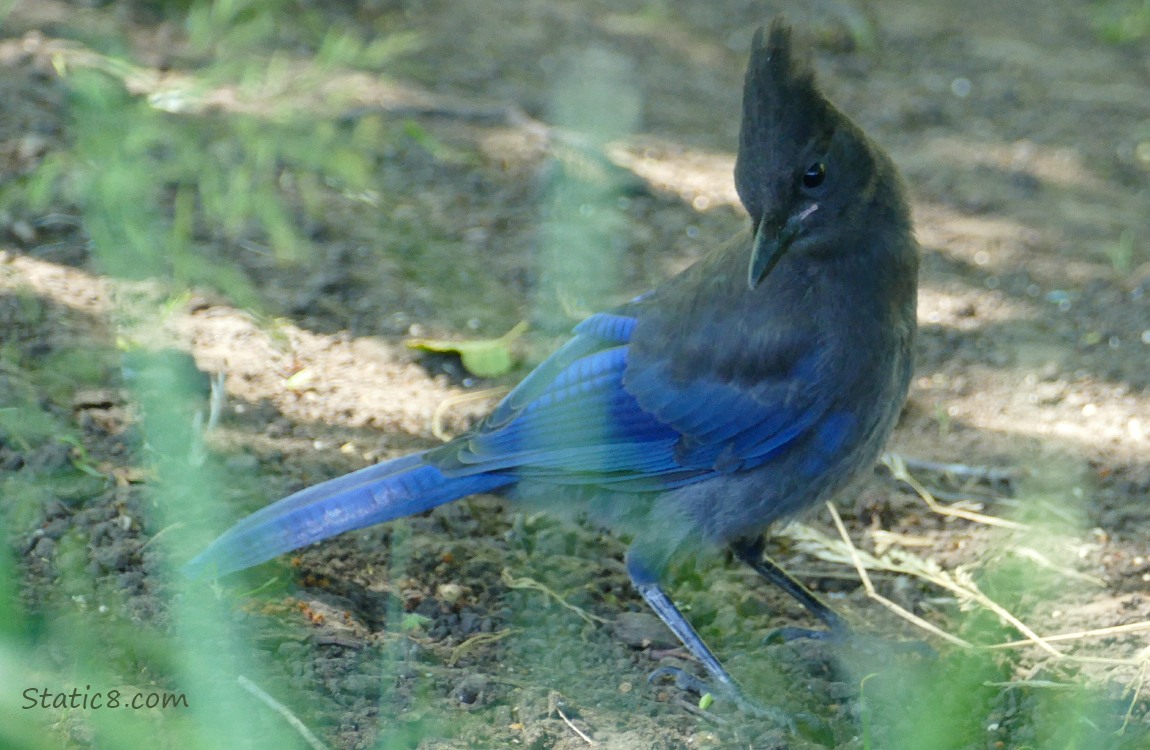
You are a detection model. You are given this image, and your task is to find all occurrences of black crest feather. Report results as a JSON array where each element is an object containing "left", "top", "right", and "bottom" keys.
[{"left": 734, "top": 19, "right": 835, "bottom": 221}]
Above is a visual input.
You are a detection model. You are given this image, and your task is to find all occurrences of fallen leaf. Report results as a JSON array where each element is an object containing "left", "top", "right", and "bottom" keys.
[{"left": 406, "top": 321, "right": 528, "bottom": 378}]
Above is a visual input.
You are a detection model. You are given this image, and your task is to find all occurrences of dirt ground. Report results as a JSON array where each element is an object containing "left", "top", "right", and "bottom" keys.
[{"left": 2, "top": 0, "right": 1150, "bottom": 748}]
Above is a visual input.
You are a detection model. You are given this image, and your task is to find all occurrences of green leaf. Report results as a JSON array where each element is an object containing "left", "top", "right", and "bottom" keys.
[
  {"left": 406, "top": 321, "right": 528, "bottom": 378},
  {"left": 400, "top": 612, "right": 432, "bottom": 632}
]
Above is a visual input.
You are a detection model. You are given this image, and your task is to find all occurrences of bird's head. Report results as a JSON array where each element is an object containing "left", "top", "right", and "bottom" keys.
[{"left": 735, "top": 20, "right": 889, "bottom": 290}]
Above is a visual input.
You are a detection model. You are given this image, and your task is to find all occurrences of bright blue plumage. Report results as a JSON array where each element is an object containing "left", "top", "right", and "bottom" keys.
[{"left": 184, "top": 305, "right": 827, "bottom": 577}]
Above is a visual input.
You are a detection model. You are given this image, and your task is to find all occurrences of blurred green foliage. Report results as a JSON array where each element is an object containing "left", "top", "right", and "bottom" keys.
[
  {"left": 1, "top": 0, "right": 424, "bottom": 313},
  {"left": 0, "top": 1, "right": 431, "bottom": 748},
  {"left": 1093, "top": 0, "right": 1150, "bottom": 42}
]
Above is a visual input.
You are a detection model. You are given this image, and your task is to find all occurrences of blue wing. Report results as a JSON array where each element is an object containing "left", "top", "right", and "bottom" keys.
[
  {"left": 427, "top": 310, "right": 829, "bottom": 490},
  {"left": 187, "top": 308, "right": 834, "bottom": 577}
]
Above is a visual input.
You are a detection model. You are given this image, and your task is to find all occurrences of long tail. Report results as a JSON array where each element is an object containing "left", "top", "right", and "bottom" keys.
[{"left": 182, "top": 452, "right": 514, "bottom": 578}]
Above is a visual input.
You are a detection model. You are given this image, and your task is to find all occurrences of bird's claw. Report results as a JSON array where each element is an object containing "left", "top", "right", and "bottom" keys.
[
  {"left": 763, "top": 623, "right": 936, "bottom": 660},
  {"left": 647, "top": 666, "right": 796, "bottom": 727},
  {"left": 763, "top": 625, "right": 837, "bottom": 644},
  {"left": 647, "top": 665, "right": 713, "bottom": 694}
]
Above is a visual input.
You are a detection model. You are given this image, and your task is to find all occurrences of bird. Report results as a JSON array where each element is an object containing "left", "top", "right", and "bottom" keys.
[{"left": 185, "top": 19, "right": 919, "bottom": 715}]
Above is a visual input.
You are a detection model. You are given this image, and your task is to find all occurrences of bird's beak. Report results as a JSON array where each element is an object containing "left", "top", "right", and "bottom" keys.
[
  {"left": 747, "top": 217, "right": 796, "bottom": 290},
  {"left": 747, "top": 205, "right": 817, "bottom": 290}
]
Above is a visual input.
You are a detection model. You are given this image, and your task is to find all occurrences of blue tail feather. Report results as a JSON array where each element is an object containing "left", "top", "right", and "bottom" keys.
[{"left": 182, "top": 452, "right": 513, "bottom": 578}]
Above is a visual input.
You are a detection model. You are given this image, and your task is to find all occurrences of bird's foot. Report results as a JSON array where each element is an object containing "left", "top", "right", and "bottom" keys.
[
  {"left": 763, "top": 623, "right": 936, "bottom": 660},
  {"left": 647, "top": 665, "right": 712, "bottom": 696},
  {"left": 647, "top": 665, "right": 795, "bottom": 726},
  {"left": 763, "top": 624, "right": 835, "bottom": 644}
]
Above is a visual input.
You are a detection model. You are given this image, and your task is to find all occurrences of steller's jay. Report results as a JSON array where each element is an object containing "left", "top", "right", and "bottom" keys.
[{"left": 186, "top": 19, "right": 919, "bottom": 715}]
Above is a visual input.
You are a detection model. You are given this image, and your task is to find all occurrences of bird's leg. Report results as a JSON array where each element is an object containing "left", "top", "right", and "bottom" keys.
[
  {"left": 626, "top": 552, "right": 791, "bottom": 724},
  {"left": 731, "top": 537, "right": 846, "bottom": 642},
  {"left": 632, "top": 582, "right": 737, "bottom": 690},
  {"left": 734, "top": 537, "right": 935, "bottom": 658}
]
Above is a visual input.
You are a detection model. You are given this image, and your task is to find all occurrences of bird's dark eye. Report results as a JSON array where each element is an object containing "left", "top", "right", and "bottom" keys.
[{"left": 802, "top": 162, "right": 827, "bottom": 190}]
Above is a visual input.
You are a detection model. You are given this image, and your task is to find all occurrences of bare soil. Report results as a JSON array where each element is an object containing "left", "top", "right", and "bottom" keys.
[{"left": 2, "top": 1, "right": 1150, "bottom": 748}]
